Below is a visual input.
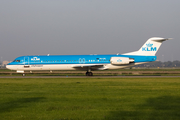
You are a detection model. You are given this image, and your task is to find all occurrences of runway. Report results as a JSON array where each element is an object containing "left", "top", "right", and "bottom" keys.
[{"left": 0, "top": 76, "right": 180, "bottom": 78}]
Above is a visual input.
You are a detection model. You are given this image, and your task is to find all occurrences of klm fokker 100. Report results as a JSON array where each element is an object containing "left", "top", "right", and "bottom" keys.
[{"left": 6, "top": 37, "right": 171, "bottom": 76}]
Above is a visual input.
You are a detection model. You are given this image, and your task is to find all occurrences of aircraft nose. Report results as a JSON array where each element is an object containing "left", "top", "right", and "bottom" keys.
[
  {"left": 6, "top": 65, "right": 10, "bottom": 69},
  {"left": 6, "top": 65, "right": 12, "bottom": 70}
]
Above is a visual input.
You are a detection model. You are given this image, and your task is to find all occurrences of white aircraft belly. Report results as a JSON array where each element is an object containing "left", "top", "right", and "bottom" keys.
[
  {"left": 25, "top": 64, "right": 76, "bottom": 70},
  {"left": 7, "top": 63, "right": 146, "bottom": 72}
]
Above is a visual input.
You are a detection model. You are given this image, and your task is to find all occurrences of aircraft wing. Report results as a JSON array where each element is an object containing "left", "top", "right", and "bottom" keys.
[{"left": 72, "top": 64, "right": 106, "bottom": 70}]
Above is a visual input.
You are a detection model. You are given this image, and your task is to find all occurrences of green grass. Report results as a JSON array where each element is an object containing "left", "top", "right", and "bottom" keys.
[{"left": 0, "top": 78, "right": 180, "bottom": 120}]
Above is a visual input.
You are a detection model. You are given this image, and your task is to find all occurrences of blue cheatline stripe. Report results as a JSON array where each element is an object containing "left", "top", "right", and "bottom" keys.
[{"left": 8, "top": 54, "right": 157, "bottom": 65}]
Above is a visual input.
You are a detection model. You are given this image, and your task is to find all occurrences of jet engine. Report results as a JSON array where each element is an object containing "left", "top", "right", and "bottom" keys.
[{"left": 110, "top": 57, "right": 134, "bottom": 65}]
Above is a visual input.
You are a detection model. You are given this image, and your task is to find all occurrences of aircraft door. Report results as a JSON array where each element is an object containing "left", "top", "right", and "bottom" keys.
[
  {"left": 79, "top": 58, "right": 85, "bottom": 64},
  {"left": 24, "top": 57, "right": 30, "bottom": 68}
]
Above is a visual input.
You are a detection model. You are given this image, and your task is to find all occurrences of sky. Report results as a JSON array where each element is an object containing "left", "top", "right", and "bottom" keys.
[{"left": 0, "top": 0, "right": 180, "bottom": 62}]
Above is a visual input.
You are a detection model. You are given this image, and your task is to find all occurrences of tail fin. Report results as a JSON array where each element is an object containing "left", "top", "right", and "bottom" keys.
[{"left": 123, "top": 37, "right": 172, "bottom": 56}]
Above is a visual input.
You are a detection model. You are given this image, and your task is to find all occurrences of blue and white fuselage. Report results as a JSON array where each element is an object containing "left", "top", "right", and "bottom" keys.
[
  {"left": 7, "top": 54, "right": 156, "bottom": 70},
  {"left": 6, "top": 37, "right": 171, "bottom": 76}
]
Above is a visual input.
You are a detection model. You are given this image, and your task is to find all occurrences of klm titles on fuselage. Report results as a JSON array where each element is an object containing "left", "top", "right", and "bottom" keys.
[
  {"left": 31, "top": 57, "right": 40, "bottom": 61},
  {"left": 142, "top": 43, "right": 157, "bottom": 51}
]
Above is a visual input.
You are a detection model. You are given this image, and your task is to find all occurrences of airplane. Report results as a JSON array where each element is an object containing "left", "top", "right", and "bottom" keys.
[{"left": 6, "top": 37, "right": 171, "bottom": 76}]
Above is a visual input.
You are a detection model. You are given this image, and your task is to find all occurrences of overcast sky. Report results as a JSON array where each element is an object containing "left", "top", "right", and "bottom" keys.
[{"left": 0, "top": 0, "right": 180, "bottom": 62}]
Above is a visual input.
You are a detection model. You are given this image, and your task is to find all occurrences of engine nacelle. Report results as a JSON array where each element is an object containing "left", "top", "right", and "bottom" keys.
[{"left": 110, "top": 57, "right": 134, "bottom": 65}]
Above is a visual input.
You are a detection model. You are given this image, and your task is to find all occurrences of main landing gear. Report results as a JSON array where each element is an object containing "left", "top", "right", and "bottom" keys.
[
  {"left": 86, "top": 72, "right": 93, "bottom": 76},
  {"left": 86, "top": 68, "right": 93, "bottom": 76}
]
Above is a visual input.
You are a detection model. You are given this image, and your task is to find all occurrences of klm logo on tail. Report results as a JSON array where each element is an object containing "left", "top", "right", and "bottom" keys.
[{"left": 142, "top": 43, "right": 157, "bottom": 51}]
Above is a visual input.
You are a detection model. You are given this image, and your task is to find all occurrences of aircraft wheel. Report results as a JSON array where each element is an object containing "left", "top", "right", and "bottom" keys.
[
  {"left": 22, "top": 74, "right": 25, "bottom": 77},
  {"left": 89, "top": 72, "right": 93, "bottom": 76},
  {"left": 86, "top": 72, "right": 93, "bottom": 76}
]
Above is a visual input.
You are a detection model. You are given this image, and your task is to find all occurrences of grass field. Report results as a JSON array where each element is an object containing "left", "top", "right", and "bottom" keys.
[{"left": 0, "top": 77, "right": 180, "bottom": 120}]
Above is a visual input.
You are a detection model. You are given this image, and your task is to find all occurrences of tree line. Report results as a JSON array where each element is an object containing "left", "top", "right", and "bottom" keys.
[{"left": 136, "top": 60, "right": 180, "bottom": 68}]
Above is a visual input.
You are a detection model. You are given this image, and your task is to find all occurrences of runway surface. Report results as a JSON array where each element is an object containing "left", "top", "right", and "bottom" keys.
[{"left": 0, "top": 76, "right": 180, "bottom": 78}]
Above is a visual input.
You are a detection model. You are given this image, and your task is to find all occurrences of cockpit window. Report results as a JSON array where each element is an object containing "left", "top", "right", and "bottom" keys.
[{"left": 13, "top": 60, "right": 21, "bottom": 62}]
